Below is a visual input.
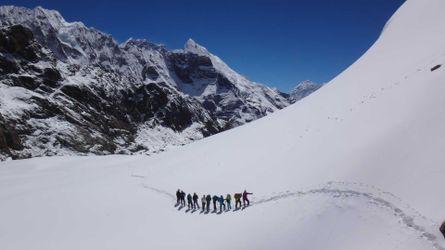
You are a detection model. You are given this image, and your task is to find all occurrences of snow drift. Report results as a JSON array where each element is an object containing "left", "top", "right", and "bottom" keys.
[{"left": 1, "top": 0, "right": 445, "bottom": 249}]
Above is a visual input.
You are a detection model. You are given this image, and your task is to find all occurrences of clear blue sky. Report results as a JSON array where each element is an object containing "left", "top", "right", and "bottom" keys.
[{"left": 3, "top": 0, "right": 405, "bottom": 92}]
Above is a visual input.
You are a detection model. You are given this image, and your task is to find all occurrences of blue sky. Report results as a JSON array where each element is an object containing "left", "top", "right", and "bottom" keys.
[{"left": 3, "top": 0, "right": 405, "bottom": 92}]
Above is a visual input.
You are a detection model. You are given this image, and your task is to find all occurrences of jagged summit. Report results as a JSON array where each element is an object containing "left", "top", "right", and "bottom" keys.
[
  {"left": 184, "top": 38, "right": 210, "bottom": 55},
  {"left": 0, "top": 5, "right": 84, "bottom": 29}
]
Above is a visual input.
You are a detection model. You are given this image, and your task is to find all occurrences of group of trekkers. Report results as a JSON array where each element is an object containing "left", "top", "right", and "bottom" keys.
[{"left": 176, "top": 189, "right": 253, "bottom": 213}]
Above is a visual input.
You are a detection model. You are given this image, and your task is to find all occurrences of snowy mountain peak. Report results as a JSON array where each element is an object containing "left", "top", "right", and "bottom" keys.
[
  {"left": 0, "top": 6, "right": 71, "bottom": 29},
  {"left": 295, "top": 80, "right": 318, "bottom": 88},
  {"left": 289, "top": 80, "right": 323, "bottom": 103},
  {"left": 121, "top": 37, "right": 163, "bottom": 50},
  {"left": 184, "top": 38, "right": 210, "bottom": 55}
]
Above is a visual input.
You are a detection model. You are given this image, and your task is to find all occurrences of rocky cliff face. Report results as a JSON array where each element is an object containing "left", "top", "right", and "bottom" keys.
[{"left": 0, "top": 6, "right": 296, "bottom": 160}]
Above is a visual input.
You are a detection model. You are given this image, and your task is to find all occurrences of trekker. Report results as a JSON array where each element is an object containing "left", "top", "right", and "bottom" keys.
[
  {"left": 219, "top": 195, "right": 226, "bottom": 212},
  {"left": 440, "top": 221, "right": 445, "bottom": 239},
  {"left": 234, "top": 193, "right": 242, "bottom": 209},
  {"left": 201, "top": 195, "right": 206, "bottom": 212},
  {"left": 206, "top": 195, "right": 212, "bottom": 212},
  {"left": 181, "top": 190, "right": 185, "bottom": 207},
  {"left": 212, "top": 195, "right": 218, "bottom": 212},
  {"left": 225, "top": 194, "right": 232, "bottom": 210},
  {"left": 187, "top": 193, "right": 193, "bottom": 209},
  {"left": 242, "top": 190, "right": 253, "bottom": 207},
  {"left": 193, "top": 193, "right": 199, "bottom": 209},
  {"left": 176, "top": 189, "right": 181, "bottom": 205}
]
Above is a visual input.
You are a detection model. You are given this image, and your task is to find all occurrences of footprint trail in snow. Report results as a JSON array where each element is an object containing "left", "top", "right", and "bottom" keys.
[{"left": 137, "top": 177, "right": 444, "bottom": 250}]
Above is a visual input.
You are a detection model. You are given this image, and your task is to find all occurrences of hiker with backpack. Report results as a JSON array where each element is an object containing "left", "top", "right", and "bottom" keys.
[
  {"left": 180, "top": 190, "right": 186, "bottom": 206},
  {"left": 187, "top": 193, "right": 193, "bottom": 209},
  {"left": 192, "top": 193, "right": 199, "bottom": 209},
  {"left": 234, "top": 193, "right": 242, "bottom": 209},
  {"left": 206, "top": 194, "right": 212, "bottom": 212},
  {"left": 212, "top": 195, "right": 218, "bottom": 212},
  {"left": 201, "top": 195, "right": 206, "bottom": 212},
  {"left": 225, "top": 194, "right": 232, "bottom": 210},
  {"left": 176, "top": 189, "right": 181, "bottom": 205},
  {"left": 243, "top": 190, "right": 253, "bottom": 207},
  {"left": 219, "top": 195, "right": 226, "bottom": 212}
]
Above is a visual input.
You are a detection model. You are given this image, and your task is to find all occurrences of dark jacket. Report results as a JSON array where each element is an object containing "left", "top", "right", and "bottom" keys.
[
  {"left": 242, "top": 191, "right": 252, "bottom": 200},
  {"left": 212, "top": 195, "right": 218, "bottom": 203},
  {"left": 176, "top": 190, "right": 180, "bottom": 199},
  {"left": 219, "top": 196, "right": 225, "bottom": 205}
]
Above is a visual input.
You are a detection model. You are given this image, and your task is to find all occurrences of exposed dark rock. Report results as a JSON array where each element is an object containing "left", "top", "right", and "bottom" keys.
[
  {"left": 0, "top": 55, "right": 18, "bottom": 74},
  {"left": 142, "top": 65, "right": 159, "bottom": 81},
  {"left": 0, "top": 114, "right": 23, "bottom": 159},
  {"left": 0, "top": 24, "right": 39, "bottom": 61},
  {"left": 14, "top": 75, "right": 39, "bottom": 90}
]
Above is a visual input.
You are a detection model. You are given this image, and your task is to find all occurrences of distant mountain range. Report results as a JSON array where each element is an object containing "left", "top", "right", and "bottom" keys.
[{"left": 0, "top": 6, "right": 322, "bottom": 160}]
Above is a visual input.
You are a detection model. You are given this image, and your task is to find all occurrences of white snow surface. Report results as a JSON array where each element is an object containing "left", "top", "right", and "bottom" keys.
[{"left": 1, "top": 0, "right": 445, "bottom": 249}]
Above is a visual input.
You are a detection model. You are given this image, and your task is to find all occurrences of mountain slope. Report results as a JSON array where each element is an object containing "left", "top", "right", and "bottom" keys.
[
  {"left": 0, "top": 6, "right": 290, "bottom": 159},
  {"left": 1, "top": 0, "right": 445, "bottom": 249}
]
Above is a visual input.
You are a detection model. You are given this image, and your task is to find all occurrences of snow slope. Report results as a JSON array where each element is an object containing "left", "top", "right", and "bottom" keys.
[{"left": 1, "top": 0, "right": 445, "bottom": 249}]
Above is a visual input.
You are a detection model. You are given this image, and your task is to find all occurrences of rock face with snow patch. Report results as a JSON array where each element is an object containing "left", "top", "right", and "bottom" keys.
[{"left": 0, "top": 6, "right": 295, "bottom": 159}]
